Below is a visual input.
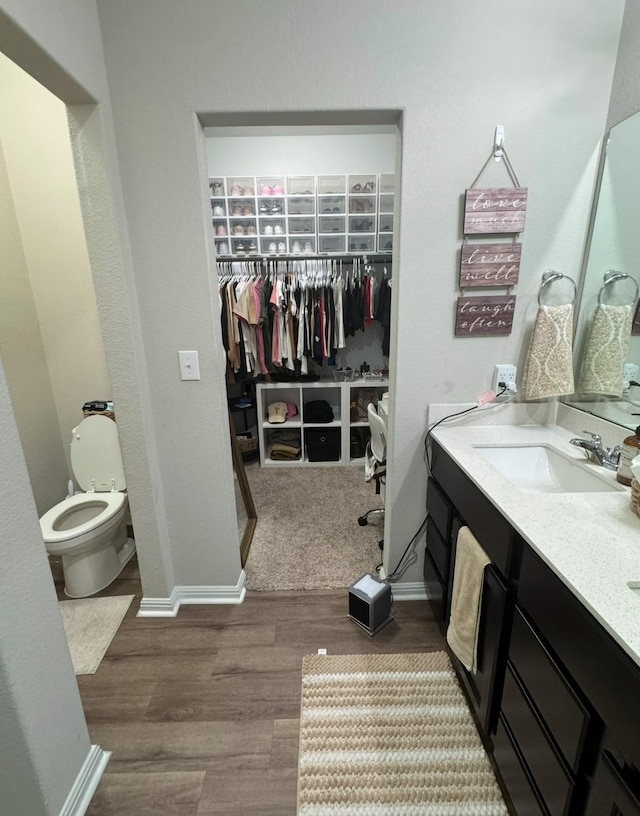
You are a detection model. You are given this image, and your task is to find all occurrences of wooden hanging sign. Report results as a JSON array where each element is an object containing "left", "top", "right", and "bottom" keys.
[
  {"left": 455, "top": 295, "right": 516, "bottom": 336},
  {"left": 464, "top": 187, "right": 528, "bottom": 234},
  {"left": 459, "top": 243, "right": 521, "bottom": 287}
]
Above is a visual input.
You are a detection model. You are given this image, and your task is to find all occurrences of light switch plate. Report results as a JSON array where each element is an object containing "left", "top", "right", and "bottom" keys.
[{"left": 178, "top": 350, "right": 200, "bottom": 380}]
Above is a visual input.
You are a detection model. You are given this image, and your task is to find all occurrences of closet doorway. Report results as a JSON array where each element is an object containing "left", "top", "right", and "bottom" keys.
[{"left": 206, "top": 123, "right": 398, "bottom": 591}]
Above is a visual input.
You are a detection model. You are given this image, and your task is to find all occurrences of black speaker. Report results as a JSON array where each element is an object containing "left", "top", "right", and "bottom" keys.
[{"left": 348, "top": 573, "right": 393, "bottom": 635}]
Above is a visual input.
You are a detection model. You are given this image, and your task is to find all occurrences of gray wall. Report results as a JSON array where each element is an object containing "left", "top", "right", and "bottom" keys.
[{"left": 96, "top": 0, "right": 625, "bottom": 582}]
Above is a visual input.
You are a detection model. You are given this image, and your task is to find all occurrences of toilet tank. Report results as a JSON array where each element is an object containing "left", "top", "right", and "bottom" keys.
[{"left": 70, "top": 415, "right": 126, "bottom": 492}]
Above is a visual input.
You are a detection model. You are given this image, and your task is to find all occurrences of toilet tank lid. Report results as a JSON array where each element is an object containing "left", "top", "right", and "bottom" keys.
[{"left": 70, "top": 415, "right": 126, "bottom": 492}]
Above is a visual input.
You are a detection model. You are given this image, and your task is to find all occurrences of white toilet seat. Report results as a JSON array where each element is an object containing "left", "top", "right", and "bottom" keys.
[{"left": 40, "top": 492, "right": 126, "bottom": 546}]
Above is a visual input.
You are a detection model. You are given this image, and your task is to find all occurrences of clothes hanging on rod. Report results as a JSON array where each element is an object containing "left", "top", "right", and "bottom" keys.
[{"left": 217, "top": 258, "right": 391, "bottom": 380}]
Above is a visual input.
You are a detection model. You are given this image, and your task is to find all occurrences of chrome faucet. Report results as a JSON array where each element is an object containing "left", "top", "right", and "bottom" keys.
[{"left": 569, "top": 431, "right": 621, "bottom": 470}]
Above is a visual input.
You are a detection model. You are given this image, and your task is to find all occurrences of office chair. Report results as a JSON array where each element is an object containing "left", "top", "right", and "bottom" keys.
[{"left": 358, "top": 403, "right": 387, "bottom": 549}]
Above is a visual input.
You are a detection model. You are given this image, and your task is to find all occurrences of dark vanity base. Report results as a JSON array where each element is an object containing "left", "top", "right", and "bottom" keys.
[{"left": 427, "top": 439, "right": 640, "bottom": 816}]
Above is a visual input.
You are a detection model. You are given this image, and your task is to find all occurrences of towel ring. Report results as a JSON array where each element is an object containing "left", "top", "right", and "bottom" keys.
[
  {"left": 538, "top": 270, "right": 577, "bottom": 306},
  {"left": 598, "top": 270, "right": 639, "bottom": 306}
]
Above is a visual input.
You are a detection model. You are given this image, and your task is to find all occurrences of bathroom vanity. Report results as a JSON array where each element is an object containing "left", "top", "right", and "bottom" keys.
[{"left": 427, "top": 421, "right": 640, "bottom": 816}]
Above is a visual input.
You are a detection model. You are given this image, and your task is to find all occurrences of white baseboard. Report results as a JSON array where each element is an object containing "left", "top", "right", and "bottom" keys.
[
  {"left": 137, "top": 570, "right": 246, "bottom": 616},
  {"left": 59, "top": 744, "right": 111, "bottom": 816},
  {"left": 388, "top": 581, "right": 428, "bottom": 601}
]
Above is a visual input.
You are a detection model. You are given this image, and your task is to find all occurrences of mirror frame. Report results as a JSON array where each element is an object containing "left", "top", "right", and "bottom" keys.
[{"left": 229, "top": 414, "right": 257, "bottom": 567}]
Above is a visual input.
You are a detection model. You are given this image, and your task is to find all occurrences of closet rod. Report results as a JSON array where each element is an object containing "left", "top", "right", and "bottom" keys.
[{"left": 217, "top": 253, "right": 393, "bottom": 262}]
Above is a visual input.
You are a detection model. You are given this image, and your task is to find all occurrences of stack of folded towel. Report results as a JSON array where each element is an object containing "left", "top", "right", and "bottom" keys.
[{"left": 269, "top": 430, "right": 301, "bottom": 461}]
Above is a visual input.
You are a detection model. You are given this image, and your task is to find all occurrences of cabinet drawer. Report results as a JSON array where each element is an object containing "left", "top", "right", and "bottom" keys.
[
  {"left": 585, "top": 750, "right": 640, "bottom": 815},
  {"left": 501, "top": 663, "right": 574, "bottom": 816},
  {"left": 426, "top": 477, "right": 452, "bottom": 543},
  {"left": 518, "top": 545, "right": 640, "bottom": 766},
  {"left": 426, "top": 518, "right": 449, "bottom": 585},
  {"left": 431, "top": 441, "right": 514, "bottom": 574},
  {"left": 510, "top": 606, "right": 590, "bottom": 772},
  {"left": 494, "top": 713, "right": 547, "bottom": 816}
]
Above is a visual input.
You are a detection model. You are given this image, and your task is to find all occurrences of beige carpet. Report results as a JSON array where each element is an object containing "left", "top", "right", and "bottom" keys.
[
  {"left": 244, "top": 464, "right": 383, "bottom": 591},
  {"left": 58, "top": 594, "right": 134, "bottom": 675},
  {"left": 297, "top": 651, "right": 508, "bottom": 815}
]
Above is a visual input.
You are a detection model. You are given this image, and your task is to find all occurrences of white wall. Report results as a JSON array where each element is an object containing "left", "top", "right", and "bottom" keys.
[
  {"left": 0, "top": 52, "right": 112, "bottom": 511},
  {"left": 96, "top": 0, "right": 625, "bottom": 582},
  {"left": 0, "top": 142, "right": 68, "bottom": 516}
]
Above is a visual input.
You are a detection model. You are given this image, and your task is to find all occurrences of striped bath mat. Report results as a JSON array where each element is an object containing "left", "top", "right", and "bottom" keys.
[{"left": 297, "top": 651, "right": 508, "bottom": 815}]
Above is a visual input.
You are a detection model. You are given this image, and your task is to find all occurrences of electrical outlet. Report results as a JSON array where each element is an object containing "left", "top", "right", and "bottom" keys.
[
  {"left": 623, "top": 363, "right": 638, "bottom": 384},
  {"left": 493, "top": 364, "right": 517, "bottom": 396}
]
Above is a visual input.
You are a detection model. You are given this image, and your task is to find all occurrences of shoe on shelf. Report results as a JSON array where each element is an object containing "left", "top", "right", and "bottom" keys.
[
  {"left": 263, "top": 224, "right": 274, "bottom": 235},
  {"left": 248, "top": 242, "right": 257, "bottom": 253},
  {"left": 232, "top": 205, "right": 243, "bottom": 216},
  {"left": 246, "top": 225, "right": 256, "bottom": 235},
  {"left": 218, "top": 242, "right": 229, "bottom": 255},
  {"left": 278, "top": 241, "right": 287, "bottom": 252},
  {"left": 271, "top": 203, "right": 283, "bottom": 213},
  {"left": 304, "top": 242, "right": 313, "bottom": 253},
  {"left": 242, "top": 185, "right": 254, "bottom": 196},
  {"left": 243, "top": 206, "right": 253, "bottom": 216},
  {"left": 212, "top": 182, "right": 224, "bottom": 195},
  {"left": 236, "top": 242, "right": 246, "bottom": 255},
  {"left": 292, "top": 241, "right": 302, "bottom": 253},
  {"left": 230, "top": 185, "right": 243, "bottom": 196},
  {"left": 260, "top": 185, "right": 272, "bottom": 196},
  {"left": 274, "top": 224, "right": 283, "bottom": 234},
  {"left": 351, "top": 184, "right": 363, "bottom": 193},
  {"left": 212, "top": 205, "right": 224, "bottom": 216},
  {"left": 271, "top": 184, "right": 284, "bottom": 195},
  {"left": 268, "top": 242, "right": 277, "bottom": 252},
  {"left": 216, "top": 225, "right": 227, "bottom": 236},
  {"left": 233, "top": 225, "right": 245, "bottom": 235},
  {"left": 259, "top": 202, "right": 271, "bottom": 213},
  {"left": 362, "top": 181, "right": 375, "bottom": 193}
]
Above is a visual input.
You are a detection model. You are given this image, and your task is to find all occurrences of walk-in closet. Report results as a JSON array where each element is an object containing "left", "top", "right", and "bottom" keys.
[{"left": 206, "top": 125, "right": 397, "bottom": 591}]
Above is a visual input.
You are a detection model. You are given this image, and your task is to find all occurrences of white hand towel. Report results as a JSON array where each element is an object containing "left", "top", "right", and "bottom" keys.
[
  {"left": 578, "top": 303, "right": 633, "bottom": 396},
  {"left": 522, "top": 304, "right": 575, "bottom": 400},
  {"left": 446, "top": 526, "right": 490, "bottom": 674}
]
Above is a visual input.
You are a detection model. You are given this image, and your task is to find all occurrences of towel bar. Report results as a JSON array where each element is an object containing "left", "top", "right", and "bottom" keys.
[
  {"left": 538, "top": 270, "right": 577, "bottom": 306},
  {"left": 598, "top": 270, "right": 639, "bottom": 306}
]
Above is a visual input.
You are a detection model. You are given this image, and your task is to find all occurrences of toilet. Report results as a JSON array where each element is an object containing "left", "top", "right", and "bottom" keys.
[{"left": 40, "top": 414, "right": 136, "bottom": 598}]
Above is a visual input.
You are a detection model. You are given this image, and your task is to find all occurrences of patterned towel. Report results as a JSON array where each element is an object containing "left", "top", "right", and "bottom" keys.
[
  {"left": 578, "top": 303, "right": 632, "bottom": 396},
  {"left": 523, "top": 304, "right": 575, "bottom": 400}
]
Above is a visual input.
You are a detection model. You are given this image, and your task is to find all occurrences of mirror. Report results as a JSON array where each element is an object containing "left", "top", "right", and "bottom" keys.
[
  {"left": 229, "top": 413, "right": 257, "bottom": 566},
  {"left": 567, "top": 111, "right": 640, "bottom": 431}
]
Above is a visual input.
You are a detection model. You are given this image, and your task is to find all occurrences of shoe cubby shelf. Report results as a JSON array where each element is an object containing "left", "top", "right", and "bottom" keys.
[
  {"left": 256, "top": 380, "right": 389, "bottom": 467},
  {"left": 209, "top": 174, "right": 394, "bottom": 258}
]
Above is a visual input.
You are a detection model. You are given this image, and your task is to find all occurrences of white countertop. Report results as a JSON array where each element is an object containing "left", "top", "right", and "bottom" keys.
[{"left": 431, "top": 422, "right": 640, "bottom": 668}]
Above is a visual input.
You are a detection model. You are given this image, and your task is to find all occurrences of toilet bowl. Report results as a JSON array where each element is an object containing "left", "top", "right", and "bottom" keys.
[{"left": 40, "top": 415, "right": 136, "bottom": 598}]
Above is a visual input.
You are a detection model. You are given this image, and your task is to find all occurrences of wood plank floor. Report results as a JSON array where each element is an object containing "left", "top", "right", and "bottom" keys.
[{"left": 52, "top": 557, "right": 446, "bottom": 815}]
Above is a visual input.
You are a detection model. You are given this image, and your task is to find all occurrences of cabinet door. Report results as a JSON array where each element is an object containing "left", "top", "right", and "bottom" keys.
[
  {"left": 453, "top": 563, "right": 509, "bottom": 735},
  {"left": 585, "top": 752, "right": 640, "bottom": 816}
]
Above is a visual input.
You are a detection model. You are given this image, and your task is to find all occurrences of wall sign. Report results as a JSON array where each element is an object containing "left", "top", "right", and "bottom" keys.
[
  {"left": 455, "top": 295, "right": 516, "bottom": 336},
  {"left": 459, "top": 243, "right": 521, "bottom": 287},
  {"left": 463, "top": 187, "right": 528, "bottom": 234}
]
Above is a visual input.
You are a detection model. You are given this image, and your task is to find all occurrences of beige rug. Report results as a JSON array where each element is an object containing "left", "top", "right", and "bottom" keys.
[
  {"left": 58, "top": 594, "right": 134, "bottom": 675},
  {"left": 298, "top": 651, "right": 508, "bottom": 815},
  {"left": 245, "top": 464, "right": 383, "bottom": 591}
]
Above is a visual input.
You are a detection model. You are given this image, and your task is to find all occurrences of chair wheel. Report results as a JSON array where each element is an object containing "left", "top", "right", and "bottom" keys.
[
  {"left": 378, "top": 539, "right": 384, "bottom": 551},
  {"left": 358, "top": 516, "right": 368, "bottom": 526}
]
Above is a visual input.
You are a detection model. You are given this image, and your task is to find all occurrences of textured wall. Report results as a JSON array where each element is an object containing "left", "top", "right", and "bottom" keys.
[
  {"left": 0, "top": 143, "right": 68, "bottom": 515},
  {"left": 0, "top": 52, "right": 112, "bottom": 506},
  {"left": 96, "top": 0, "right": 625, "bottom": 581}
]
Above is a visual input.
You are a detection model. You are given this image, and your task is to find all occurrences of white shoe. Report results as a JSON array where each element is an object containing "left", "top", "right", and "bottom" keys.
[
  {"left": 212, "top": 205, "right": 224, "bottom": 216},
  {"left": 274, "top": 224, "right": 283, "bottom": 234},
  {"left": 278, "top": 242, "right": 286, "bottom": 252},
  {"left": 264, "top": 225, "right": 274, "bottom": 235},
  {"left": 218, "top": 242, "right": 229, "bottom": 255},
  {"left": 292, "top": 241, "right": 302, "bottom": 253},
  {"left": 304, "top": 242, "right": 313, "bottom": 253},
  {"left": 268, "top": 242, "right": 277, "bottom": 252}
]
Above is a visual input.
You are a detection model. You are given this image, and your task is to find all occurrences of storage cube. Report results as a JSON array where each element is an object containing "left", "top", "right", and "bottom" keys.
[
  {"left": 348, "top": 174, "right": 376, "bottom": 195},
  {"left": 317, "top": 175, "right": 346, "bottom": 195},
  {"left": 319, "top": 235, "right": 346, "bottom": 253},
  {"left": 318, "top": 216, "right": 345, "bottom": 234},
  {"left": 288, "top": 196, "right": 315, "bottom": 215},
  {"left": 287, "top": 176, "right": 315, "bottom": 195},
  {"left": 318, "top": 196, "right": 345, "bottom": 214},
  {"left": 305, "top": 428, "right": 341, "bottom": 462}
]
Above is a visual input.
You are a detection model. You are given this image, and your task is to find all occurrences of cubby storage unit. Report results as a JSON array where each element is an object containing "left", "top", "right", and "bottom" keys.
[
  {"left": 256, "top": 379, "right": 389, "bottom": 467},
  {"left": 209, "top": 174, "right": 393, "bottom": 257}
]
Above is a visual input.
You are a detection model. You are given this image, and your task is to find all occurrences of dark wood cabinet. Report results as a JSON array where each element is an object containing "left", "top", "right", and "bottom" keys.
[
  {"left": 426, "top": 440, "right": 640, "bottom": 816},
  {"left": 585, "top": 750, "right": 640, "bottom": 816}
]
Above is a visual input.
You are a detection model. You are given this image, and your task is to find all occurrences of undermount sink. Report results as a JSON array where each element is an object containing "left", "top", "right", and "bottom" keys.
[{"left": 474, "top": 444, "right": 622, "bottom": 493}]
